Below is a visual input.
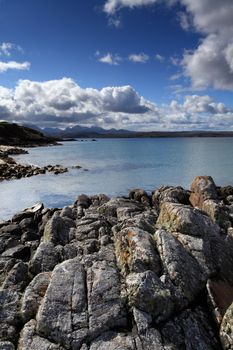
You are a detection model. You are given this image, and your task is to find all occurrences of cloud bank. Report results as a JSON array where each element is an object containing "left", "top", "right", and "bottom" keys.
[{"left": 0, "top": 78, "right": 232, "bottom": 130}]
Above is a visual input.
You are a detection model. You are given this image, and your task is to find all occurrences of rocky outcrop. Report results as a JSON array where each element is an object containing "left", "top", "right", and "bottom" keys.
[{"left": 0, "top": 177, "right": 233, "bottom": 349}]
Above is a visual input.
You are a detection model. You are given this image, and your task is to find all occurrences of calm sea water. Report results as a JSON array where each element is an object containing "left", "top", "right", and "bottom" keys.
[{"left": 1, "top": 138, "right": 233, "bottom": 220}]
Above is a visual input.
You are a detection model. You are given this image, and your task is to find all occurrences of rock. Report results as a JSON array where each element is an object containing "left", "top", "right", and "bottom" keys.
[
  {"left": 114, "top": 227, "right": 160, "bottom": 276},
  {"left": 89, "top": 332, "right": 136, "bottom": 350},
  {"left": 126, "top": 271, "right": 174, "bottom": 323},
  {"left": 29, "top": 242, "right": 61, "bottom": 275},
  {"left": 155, "top": 229, "right": 206, "bottom": 304},
  {"left": 43, "top": 211, "right": 75, "bottom": 245},
  {"left": 220, "top": 302, "right": 233, "bottom": 350},
  {"left": 21, "top": 272, "right": 51, "bottom": 323},
  {"left": 2, "top": 245, "right": 31, "bottom": 261},
  {"left": 0, "top": 342, "right": 15, "bottom": 350},
  {"left": 75, "top": 194, "right": 92, "bottom": 209},
  {"left": 98, "top": 198, "right": 144, "bottom": 218},
  {"left": 190, "top": 176, "right": 218, "bottom": 208},
  {"left": 18, "top": 319, "right": 64, "bottom": 350},
  {"left": 157, "top": 202, "right": 220, "bottom": 237},
  {"left": 2, "top": 261, "right": 29, "bottom": 291},
  {"left": 129, "top": 188, "right": 150, "bottom": 206},
  {"left": 36, "top": 259, "right": 88, "bottom": 349},
  {"left": 161, "top": 306, "right": 221, "bottom": 350},
  {"left": 0, "top": 289, "right": 19, "bottom": 342},
  {"left": 87, "top": 261, "right": 127, "bottom": 337},
  {"left": 152, "top": 186, "right": 190, "bottom": 206}
]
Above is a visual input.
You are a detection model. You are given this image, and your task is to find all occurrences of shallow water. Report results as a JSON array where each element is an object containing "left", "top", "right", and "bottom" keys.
[{"left": 1, "top": 138, "right": 233, "bottom": 220}]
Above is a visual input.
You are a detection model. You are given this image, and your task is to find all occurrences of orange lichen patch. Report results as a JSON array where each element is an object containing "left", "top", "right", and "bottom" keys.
[{"left": 127, "top": 230, "right": 136, "bottom": 239}]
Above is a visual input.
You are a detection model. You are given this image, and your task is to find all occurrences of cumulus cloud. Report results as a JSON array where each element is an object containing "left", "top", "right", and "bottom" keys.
[
  {"left": 103, "top": 0, "right": 233, "bottom": 91},
  {"left": 0, "top": 78, "right": 232, "bottom": 130},
  {"left": 0, "top": 61, "right": 30, "bottom": 73},
  {"left": 98, "top": 53, "right": 122, "bottom": 65},
  {"left": 128, "top": 53, "right": 149, "bottom": 63},
  {"left": 0, "top": 78, "right": 154, "bottom": 127}
]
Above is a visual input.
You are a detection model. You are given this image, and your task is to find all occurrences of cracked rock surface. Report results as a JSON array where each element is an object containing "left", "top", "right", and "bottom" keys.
[{"left": 0, "top": 177, "right": 233, "bottom": 349}]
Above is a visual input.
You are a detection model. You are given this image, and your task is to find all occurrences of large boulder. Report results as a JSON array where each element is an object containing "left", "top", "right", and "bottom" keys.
[{"left": 114, "top": 227, "right": 160, "bottom": 276}]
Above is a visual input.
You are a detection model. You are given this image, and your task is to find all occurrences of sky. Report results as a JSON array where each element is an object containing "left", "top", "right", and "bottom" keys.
[{"left": 0, "top": 0, "right": 233, "bottom": 130}]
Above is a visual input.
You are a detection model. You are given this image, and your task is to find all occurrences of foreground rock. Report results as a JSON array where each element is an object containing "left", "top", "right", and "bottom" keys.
[{"left": 0, "top": 176, "right": 233, "bottom": 349}]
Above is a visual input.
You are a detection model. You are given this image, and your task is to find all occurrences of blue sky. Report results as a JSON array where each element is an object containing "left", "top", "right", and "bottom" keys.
[{"left": 0, "top": 0, "right": 233, "bottom": 130}]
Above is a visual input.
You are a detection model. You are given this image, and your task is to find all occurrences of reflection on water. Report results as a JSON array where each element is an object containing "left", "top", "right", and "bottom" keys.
[{"left": 1, "top": 138, "right": 233, "bottom": 220}]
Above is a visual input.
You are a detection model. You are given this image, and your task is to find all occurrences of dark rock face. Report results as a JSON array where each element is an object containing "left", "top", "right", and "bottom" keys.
[{"left": 0, "top": 177, "right": 233, "bottom": 349}]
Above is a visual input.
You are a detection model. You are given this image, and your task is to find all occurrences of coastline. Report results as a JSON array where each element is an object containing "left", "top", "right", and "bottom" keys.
[{"left": 0, "top": 176, "right": 233, "bottom": 349}]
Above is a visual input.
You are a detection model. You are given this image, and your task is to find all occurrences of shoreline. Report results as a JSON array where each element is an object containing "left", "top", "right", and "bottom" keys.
[
  {"left": 0, "top": 176, "right": 233, "bottom": 349},
  {"left": 0, "top": 145, "right": 86, "bottom": 181}
]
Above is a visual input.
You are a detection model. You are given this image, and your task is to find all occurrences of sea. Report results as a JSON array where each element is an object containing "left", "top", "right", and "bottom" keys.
[{"left": 1, "top": 137, "right": 233, "bottom": 220}]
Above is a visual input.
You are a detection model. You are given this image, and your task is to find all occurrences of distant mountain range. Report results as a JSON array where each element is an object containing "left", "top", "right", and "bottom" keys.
[
  {"left": 25, "top": 124, "right": 133, "bottom": 138},
  {"left": 24, "top": 123, "right": 233, "bottom": 139}
]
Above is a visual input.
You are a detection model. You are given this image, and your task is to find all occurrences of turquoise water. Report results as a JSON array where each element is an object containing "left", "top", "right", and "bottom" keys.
[{"left": 1, "top": 138, "right": 233, "bottom": 220}]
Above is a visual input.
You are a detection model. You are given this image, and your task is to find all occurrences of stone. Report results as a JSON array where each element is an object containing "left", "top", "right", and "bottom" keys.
[
  {"left": 43, "top": 211, "right": 75, "bottom": 245},
  {"left": 75, "top": 194, "right": 92, "bottom": 209},
  {"left": 98, "top": 198, "right": 144, "bottom": 218},
  {"left": 87, "top": 261, "right": 127, "bottom": 337},
  {"left": 114, "top": 227, "right": 161, "bottom": 276},
  {"left": 126, "top": 271, "right": 174, "bottom": 323},
  {"left": 190, "top": 176, "right": 218, "bottom": 208},
  {"left": 157, "top": 202, "right": 220, "bottom": 237},
  {"left": 155, "top": 230, "right": 206, "bottom": 304},
  {"left": 0, "top": 342, "right": 15, "bottom": 350},
  {"left": 36, "top": 259, "right": 88, "bottom": 349},
  {"left": 152, "top": 186, "right": 189, "bottom": 206},
  {"left": 220, "top": 302, "right": 233, "bottom": 350},
  {"left": 2, "top": 245, "right": 31, "bottom": 262},
  {"left": 2, "top": 261, "right": 29, "bottom": 291},
  {"left": 89, "top": 332, "right": 136, "bottom": 350},
  {"left": 18, "top": 319, "right": 64, "bottom": 350},
  {"left": 21, "top": 272, "right": 51, "bottom": 322},
  {"left": 29, "top": 242, "right": 61, "bottom": 275}
]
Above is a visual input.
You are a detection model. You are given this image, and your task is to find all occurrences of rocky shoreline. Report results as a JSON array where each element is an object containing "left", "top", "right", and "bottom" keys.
[
  {"left": 0, "top": 176, "right": 233, "bottom": 349},
  {"left": 0, "top": 146, "right": 84, "bottom": 181}
]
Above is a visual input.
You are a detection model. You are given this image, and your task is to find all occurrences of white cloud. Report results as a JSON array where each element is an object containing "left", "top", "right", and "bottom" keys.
[
  {"left": 128, "top": 53, "right": 149, "bottom": 63},
  {"left": 155, "top": 54, "right": 164, "bottom": 62},
  {"left": 0, "top": 78, "right": 232, "bottom": 130},
  {"left": 98, "top": 53, "right": 122, "bottom": 65},
  {"left": 103, "top": 0, "right": 233, "bottom": 91},
  {"left": 0, "top": 42, "right": 23, "bottom": 57},
  {"left": 0, "top": 61, "right": 30, "bottom": 73},
  {"left": 103, "top": 0, "right": 158, "bottom": 14}
]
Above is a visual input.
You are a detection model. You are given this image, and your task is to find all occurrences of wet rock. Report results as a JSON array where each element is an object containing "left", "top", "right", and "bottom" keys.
[{"left": 129, "top": 188, "right": 150, "bottom": 206}]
